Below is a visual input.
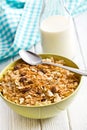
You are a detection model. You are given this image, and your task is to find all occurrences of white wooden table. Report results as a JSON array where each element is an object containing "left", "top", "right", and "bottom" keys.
[{"left": 0, "top": 12, "right": 87, "bottom": 130}]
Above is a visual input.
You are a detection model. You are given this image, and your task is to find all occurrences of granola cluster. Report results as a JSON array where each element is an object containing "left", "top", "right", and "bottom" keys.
[{"left": 0, "top": 57, "right": 79, "bottom": 106}]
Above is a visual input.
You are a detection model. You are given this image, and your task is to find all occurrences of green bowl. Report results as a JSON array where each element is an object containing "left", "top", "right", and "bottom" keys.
[{"left": 0, "top": 54, "right": 82, "bottom": 119}]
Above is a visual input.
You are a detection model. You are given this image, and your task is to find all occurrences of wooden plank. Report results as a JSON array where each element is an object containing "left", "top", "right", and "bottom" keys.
[
  {"left": 41, "top": 111, "right": 69, "bottom": 130},
  {"left": 9, "top": 47, "right": 41, "bottom": 130},
  {"left": 0, "top": 58, "right": 12, "bottom": 130},
  {"left": 0, "top": 99, "right": 41, "bottom": 130},
  {"left": 0, "top": 48, "right": 41, "bottom": 130},
  {"left": 0, "top": 98, "right": 11, "bottom": 130},
  {"left": 67, "top": 77, "right": 87, "bottom": 130},
  {"left": 73, "top": 12, "right": 87, "bottom": 68},
  {"left": 34, "top": 25, "right": 86, "bottom": 129},
  {"left": 35, "top": 18, "right": 86, "bottom": 129},
  {"left": 67, "top": 13, "right": 87, "bottom": 130},
  {"left": 35, "top": 41, "right": 70, "bottom": 130}
]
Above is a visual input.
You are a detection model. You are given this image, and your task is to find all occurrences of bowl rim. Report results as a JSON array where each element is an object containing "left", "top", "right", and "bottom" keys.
[{"left": 0, "top": 54, "right": 82, "bottom": 108}]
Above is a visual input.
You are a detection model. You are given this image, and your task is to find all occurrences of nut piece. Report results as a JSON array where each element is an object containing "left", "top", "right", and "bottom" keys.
[
  {"left": 54, "top": 93, "right": 61, "bottom": 102},
  {"left": 19, "top": 97, "right": 25, "bottom": 104},
  {"left": 47, "top": 90, "right": 53, "bottom": 97}
]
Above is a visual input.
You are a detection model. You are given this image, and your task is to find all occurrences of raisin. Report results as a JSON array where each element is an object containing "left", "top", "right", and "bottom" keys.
[
  {"left": 19, "top": 77, "right": 27, "bottom": 82},
  {"left": 28, "top": 81, "right": 33, "bottom": 84},
  {"left": 39, "top": 69, "right": 46, "bottom": 74},
  {"left": 20, "top": 73, "right": 26, "bottom": 76},
  {"left": 14, "top": 66, "right": 20, "bottom": 70},
  {"left": 21, "top": 87, "right": 31, "bottom": 93},
  {"left": 41, "top": 98, "right": 46, "bottom": 102}
]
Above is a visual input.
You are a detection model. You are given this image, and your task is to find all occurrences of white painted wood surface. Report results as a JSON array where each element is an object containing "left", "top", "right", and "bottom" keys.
[{"left": 0, "top": 12, "right": 87, "bottom": 130}]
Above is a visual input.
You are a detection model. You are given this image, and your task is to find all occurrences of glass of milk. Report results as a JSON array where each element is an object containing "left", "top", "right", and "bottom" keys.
[{"left": 40, "top": 0, "right": 76, "bottom": 59}]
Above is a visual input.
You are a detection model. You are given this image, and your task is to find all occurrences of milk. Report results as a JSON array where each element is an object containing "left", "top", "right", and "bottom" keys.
[{"left": 40, "top": 15, "right": 75, "bottom": 59}]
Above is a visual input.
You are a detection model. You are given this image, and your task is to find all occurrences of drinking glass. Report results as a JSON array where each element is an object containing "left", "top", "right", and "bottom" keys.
[{"left": 40, "top": 0, "right": 76, "bottom": 59}]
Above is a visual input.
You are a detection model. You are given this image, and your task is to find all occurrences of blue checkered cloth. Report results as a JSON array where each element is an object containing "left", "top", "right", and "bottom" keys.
[
  {"left": 0, "top": 0, "right": 43, "bottom": 60},
  {"left": 0, "top": 0, "right": 87, "bottom": 61}
]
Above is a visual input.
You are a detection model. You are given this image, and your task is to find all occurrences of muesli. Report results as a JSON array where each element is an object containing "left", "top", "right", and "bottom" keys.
[{"left": 0, "top": 57, "right": 79, "bottom": 106}]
